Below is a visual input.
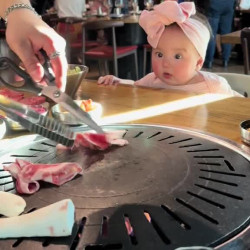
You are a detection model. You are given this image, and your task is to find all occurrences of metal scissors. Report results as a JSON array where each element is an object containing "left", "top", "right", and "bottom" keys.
[{"left": 0, "top": 51, "right": 104, "bottom": 145}]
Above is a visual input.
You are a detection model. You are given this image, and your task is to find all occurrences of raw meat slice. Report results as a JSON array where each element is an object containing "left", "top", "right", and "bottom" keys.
[
  {"left": 4, "top": 159, "right": 83, "bottom": 194},
  {"left": 0, "top": 88, "right": 24, "bottom": 101},
  {"left": 19, "top": 96, "right": 46, "bottom": 105},
  {"left": 74, "top": 130, "right": 128, "bottom": 150},
  {"left": 29, "top": 105, "right": 47, "bottom": 114}
]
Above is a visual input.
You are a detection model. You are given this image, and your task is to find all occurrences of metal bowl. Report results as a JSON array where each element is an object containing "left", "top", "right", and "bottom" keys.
[
  {"left": 51, "top": 100, "right": 102, "bottom": 125},
  {"left": 240, "top": 120, "right": 250, "bottom": 145}
]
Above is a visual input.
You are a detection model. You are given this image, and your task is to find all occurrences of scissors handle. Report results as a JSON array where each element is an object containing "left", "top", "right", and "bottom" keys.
[
  {"left": 39, "top": 49, "right": 56, "bottom": 85},
  {"left": 0, "top": 57, "right": 42, "bottom": 95}
]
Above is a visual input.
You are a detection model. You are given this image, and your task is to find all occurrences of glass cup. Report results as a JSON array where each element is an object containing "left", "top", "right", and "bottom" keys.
[
  {"left": 115, "top": 0, "right": 124, "bottom": 15},
  {"left": 144, "top": 0, "right": 154, "bottom": 10},
  {"left": 104, "top": 0, "right": 113, "bottom": 15},
  {"left": 65, "top": 64, "right": 88, "bottom": 99}
]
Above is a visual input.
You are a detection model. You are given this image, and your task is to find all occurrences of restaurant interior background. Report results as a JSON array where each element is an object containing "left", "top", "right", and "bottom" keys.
[
  {"left": 0, "top": 0, "right": 250, "bottom": 249},
  {"left": 27, "top": 0, "right": 250, "bottom": 80}
]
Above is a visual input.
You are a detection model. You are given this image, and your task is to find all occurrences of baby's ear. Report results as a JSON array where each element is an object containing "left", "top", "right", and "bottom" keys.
[{"left": 196, "top": 57, "right": 204, "bottom": 71}]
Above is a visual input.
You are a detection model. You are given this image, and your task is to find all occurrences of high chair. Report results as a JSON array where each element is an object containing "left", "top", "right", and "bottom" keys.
[{"left": 216, "top": 72, "right": 250, "bottom": 97}]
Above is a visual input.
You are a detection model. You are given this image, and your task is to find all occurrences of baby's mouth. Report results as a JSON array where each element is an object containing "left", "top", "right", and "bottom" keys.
[{"left": 163, "top": 72, "right": 172, "bottom": 79}]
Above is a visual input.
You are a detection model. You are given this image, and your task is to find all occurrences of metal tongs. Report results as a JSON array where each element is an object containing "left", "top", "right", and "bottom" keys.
[{"left": 0, "top": 50, "right": 104, "bottom": 146}]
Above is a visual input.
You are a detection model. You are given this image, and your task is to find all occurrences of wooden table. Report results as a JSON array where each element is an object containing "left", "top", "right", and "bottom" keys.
[
  {"left": 4, "top": 80, "right": 250, "bottom": 152},
  {"left": 75, "top": 80, "right": 250, "bottom": 149},
  {"left": 220, "top": 30, "right": 241, "bottom": 45}
]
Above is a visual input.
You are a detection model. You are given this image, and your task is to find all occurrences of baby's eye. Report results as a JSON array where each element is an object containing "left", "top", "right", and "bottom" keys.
[
  {"left": 175, "top": 54, "right": 182, "bottom": 59},
  {"left": 156, "top": 52, "right": 163, "bottom": 58}
]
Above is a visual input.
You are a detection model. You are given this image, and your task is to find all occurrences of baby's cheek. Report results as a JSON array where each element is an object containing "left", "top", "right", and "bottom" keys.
[{"left": 152, "top": 60, "right": 159, "bottom": 76}]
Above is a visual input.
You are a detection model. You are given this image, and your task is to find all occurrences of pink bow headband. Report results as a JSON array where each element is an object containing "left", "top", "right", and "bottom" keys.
[{"left": 139, "top": 1, "right": 210, "bottom": 60}]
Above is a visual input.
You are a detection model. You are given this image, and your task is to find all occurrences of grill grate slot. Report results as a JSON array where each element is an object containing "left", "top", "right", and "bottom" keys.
[
  {"left": 194, "top": 155, "right": 224, "bottom": 159},
  {"left": 199, "top": 176, "right": 238, "bottom": 186},
  {"left": 124, "top": 215, "right": 137, "bottom": 245},
  {"left": 4, "top": 186, "right": 15, "bottom": 192},
  {"left": 42, "top": 239, "right": 51, "bottom": 247},
  {"left": 176, "top": 198, "right": 219, "bottom": 225},
  {"left": 1, "top": 162, "right": 14, "bottom": 164},
  {"left": 0, "top": 180, "right": 13, "bottom": 186},
  {"left": 161, "top": 205, "right": 191, "bottom": 230},
  {"left": 12, "top": 239, "right": 23, "bottom": 248},
  {"left": 71, "top": 217, "right": 87, "bottom": 250},
  {"left": 158, "top": 135, "right": 174, "bottom": 141},
  {"left": 187, "top": 191, "right": 225, "bottom": 209},
  {"left": 41, "top": 142, "right": 56, "bottom": 147},
  {"left": 85, "top": 244, "right": 123, "bottom": 249},
  {"left": 200, "top": 169, "right": 246, "bottom": 177},
  {"left": 134, "top": 131, "right": 143, "bottom": 138},
  {"left": 187, "top": 148, "right": 219, "bottom": 152},
  {"left": 224, "top": 160, "right": 235, "bottom": 171},
  {"left": 0, "top": 172, "right": 11, "bottom": 178},
  {"left": 179, "top": 143, "right": 202, "bottom": 148},
  {"left": 147, "top": 132, "right": 162, "bottom": 139},
  {"left": 169, "top": 138, "right": 193, "bottom": 144},
  {"left": 29, "top": 148, "right": 49, "bottom": 153},
  {"left": 195, "top": 184, "right": 243, "bottom": 200},
  {"left": 122, "top": 130, "right": 128, "bottom": 138},
  {"left": 10, "top": 155, "right": 37, "bottom": 158},
  {"left": 144, "top": 211, "right": 171, "bottom": 245},
  {"left": 198, "top": 162, "right": 221, "bottom": 166},
  {"left": 101, "top": 216, "right": 108, "bottom": 237}
]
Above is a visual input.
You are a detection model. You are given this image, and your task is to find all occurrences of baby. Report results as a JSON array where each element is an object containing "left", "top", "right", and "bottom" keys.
[{"left": 98, "top": 1, "right": 241, "bottom": 97}]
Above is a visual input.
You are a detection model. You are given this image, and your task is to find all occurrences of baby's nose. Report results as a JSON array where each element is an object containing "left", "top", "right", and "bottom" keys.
[{"left": 162, "top": 57, "right": 171, "bottom": 66}]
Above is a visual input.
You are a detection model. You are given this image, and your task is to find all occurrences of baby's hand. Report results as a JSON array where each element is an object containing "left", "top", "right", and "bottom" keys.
[{"left": 98, "top": 75, "right": 121, "bottom": 85}]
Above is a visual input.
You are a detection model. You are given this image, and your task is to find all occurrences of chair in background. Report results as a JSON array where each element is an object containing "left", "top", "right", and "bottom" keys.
[
  {"left": 56, "top": 17, "right": 99, "bottom": 63},
  {"left": 143, "top": 43, "right": 152, "bottom": 76},
  {"left": 216, "top": 72, "right": 250, "bottom": 97},
  {"left": 82, "top": 20, "right": 139, "bottom": 79},
  {"left": 56, "top": 17, "right": 84, "bottom": 63},
  {"left": 241, "top": 27, "right": 250, "bottom": 75}
]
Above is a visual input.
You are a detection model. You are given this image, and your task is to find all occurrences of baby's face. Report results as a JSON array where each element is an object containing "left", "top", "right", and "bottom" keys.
[{"left": 151, "top": 25, "right": 203, "bottom": 86}]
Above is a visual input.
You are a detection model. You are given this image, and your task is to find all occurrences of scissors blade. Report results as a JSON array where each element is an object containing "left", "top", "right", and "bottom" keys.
[{"left": 41, "top": 86, "right": 104, "bottom": 134}]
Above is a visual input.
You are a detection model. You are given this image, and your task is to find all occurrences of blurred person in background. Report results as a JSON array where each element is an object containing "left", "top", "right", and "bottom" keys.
[
  {"left": 53, "top": 0, "right": 86, "bottom": 18},
  {"left": 204, "top": 0, "right": 237, "bottom": 68}
]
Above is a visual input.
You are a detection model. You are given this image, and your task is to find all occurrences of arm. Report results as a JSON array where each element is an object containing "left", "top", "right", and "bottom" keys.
[
  {"left": 98, "top": 75, "right": 135, "bottom": 85},
  {"left": 0, "top": 0, "right": 67, "bottom": 91}
]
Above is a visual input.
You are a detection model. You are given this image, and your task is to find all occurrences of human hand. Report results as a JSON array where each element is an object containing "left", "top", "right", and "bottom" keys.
[
  {"left": 5, "top": 9, "right": 67, "bottom": 91},
  {"left": 98, "top": 75, "right": 121, "bottom": 85}
]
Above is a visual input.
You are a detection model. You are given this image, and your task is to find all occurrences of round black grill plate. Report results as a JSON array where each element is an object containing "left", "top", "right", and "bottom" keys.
[{"left": 0, "top": 124, "right": 249, "bottom": 250}]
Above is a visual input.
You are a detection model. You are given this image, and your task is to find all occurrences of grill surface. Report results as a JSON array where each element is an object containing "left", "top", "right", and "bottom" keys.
[{"left": 0, "top": 124, "right": 250, "bottom": 250}]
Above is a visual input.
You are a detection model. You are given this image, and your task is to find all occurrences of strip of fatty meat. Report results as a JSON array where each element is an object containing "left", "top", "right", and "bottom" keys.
[
  {"left": 3, "top": 159, "right": 83, "bottom": 194},
  {"left": 73, "top": 130, "right": 129, "bottom": 150},
  {"left": 0, "top": 88, "right": 24, "bottom": 101},
  {"left": 19, "top": 96, "right": 46, "bottom": 105}
]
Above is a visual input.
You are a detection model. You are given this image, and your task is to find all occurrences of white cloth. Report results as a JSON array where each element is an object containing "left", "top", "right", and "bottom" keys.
[
  {"left": 239, "top": 0, "right": 250, "bottom": 10},
  {"left": 54, "top": 0, "right": 86, "bottom": 18},
  {"left": 134, "top": 71, "right": 242, "bottom": 97}
]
